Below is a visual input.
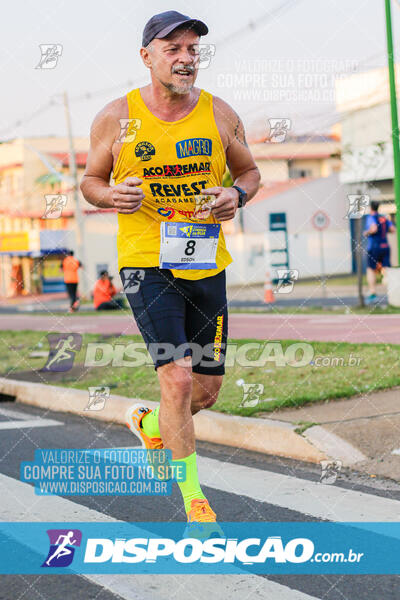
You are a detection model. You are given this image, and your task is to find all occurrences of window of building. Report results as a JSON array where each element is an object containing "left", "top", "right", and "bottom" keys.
[{"left": 288, "top": 168, "right": 312, "bottom": 179}]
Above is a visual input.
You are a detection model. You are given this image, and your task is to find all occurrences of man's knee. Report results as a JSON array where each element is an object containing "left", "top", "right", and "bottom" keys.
[
  {"left": 192, "top": 376, "right": 223, "bottom": 411},
  {"left": 158, "top": 362, "right": 192, "bottom": 406}
]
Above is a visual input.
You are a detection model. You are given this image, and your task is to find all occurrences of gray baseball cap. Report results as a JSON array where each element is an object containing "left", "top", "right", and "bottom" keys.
[{"left": 142, "top": 10, "right": 208, "bottom": 47}]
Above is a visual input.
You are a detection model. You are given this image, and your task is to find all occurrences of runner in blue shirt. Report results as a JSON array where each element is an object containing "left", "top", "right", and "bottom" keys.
[{"left": 363, "top": 201, "right": 395, "bottom": 304}]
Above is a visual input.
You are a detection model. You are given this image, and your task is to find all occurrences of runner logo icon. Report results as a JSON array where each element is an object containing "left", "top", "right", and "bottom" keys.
[
  {"left": 42, "top": 529, "right": 82, "bottom": 567},
  {"left": 121, "top": 269, "right": 145, "bottom": 294},
  {"left": 42, "top": 333, "right": 82, "bottom": 372}
]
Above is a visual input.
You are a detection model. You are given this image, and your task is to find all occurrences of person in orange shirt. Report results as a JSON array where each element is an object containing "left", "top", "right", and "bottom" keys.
[
  {"left": 61, "top": 250, "right": 82, "bottom": 312},
  {"left": 93, "top": 270, "right": 124, "bottom": 310}
]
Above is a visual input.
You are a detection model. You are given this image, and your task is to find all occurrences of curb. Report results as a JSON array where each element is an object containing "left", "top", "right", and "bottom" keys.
[
  {"left": 304, "top": 425, "right": 368, "bottom": 465},
  {"left": 0, "top": 377, "right": 328, "bottom": 464}
]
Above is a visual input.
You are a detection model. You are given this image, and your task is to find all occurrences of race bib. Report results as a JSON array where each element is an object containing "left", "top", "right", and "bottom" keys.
[{"left": 159, "top": 222, "right": 220, "bottom": 269}]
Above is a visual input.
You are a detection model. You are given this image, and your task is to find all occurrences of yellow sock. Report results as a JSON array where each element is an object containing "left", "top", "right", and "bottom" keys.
[
  {"left": 141, "top": 406, "right": 161, "bottom": 438},
  {"left": 177, "top": 451, "right": 206, "bottom": 513}
]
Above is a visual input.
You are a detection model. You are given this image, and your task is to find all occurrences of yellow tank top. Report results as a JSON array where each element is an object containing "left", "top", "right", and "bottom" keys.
[{"left": 113, "top": 88, "right": 232, "bottom": 280}]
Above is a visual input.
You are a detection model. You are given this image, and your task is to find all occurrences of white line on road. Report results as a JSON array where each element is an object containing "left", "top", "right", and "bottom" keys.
[
  {"left": 0, "top": 473, "right": 320, "bottom": 600},
  {"left": 90, "top": 573, "right": 320, "bottom": 600},
  {"left": 0, "top": 419, "right": 62, "bottom": 430},
  {"left": 87, "top": 448, "right": 400, "bottom": 522},
  {"left": 0, "top": 406, "right": 39, "bottom": 420},
  {"left": 198, "top": 456, "right": 400, "bottom": 522}
]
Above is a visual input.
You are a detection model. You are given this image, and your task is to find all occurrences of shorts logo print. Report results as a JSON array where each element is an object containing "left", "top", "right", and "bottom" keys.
[
  {"left": 121, "top": 269, "right": 145, "bottom": 294},
  {"left": 213, "top": 315, "right": 224, "bottom": 361}
]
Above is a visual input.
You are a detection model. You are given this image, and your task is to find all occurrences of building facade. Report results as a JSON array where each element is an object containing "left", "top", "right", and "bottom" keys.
[
  {"left": 336, "top": 65, "right": 400, "bottom": 267},
  {"left": 0, "top": 136, "right": 118, "bottom": 296}
]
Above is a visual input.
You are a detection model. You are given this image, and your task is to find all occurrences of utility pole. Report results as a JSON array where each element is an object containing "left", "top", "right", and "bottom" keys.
[
  {"left": 63, "top": 91, "right": 88, "bottom": 296},
  {"left": 318, "top": 228, "right": 327, "bottom": 298},
  {"left": 385, "top": 0, "right": 400, "bottom": 264},
  {"left": 355, "top": 191, "right": 365, "bottom": 308}
]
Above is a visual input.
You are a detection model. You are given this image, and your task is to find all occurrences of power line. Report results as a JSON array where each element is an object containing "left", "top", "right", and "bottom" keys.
[
  {"left": 0, "top": 99, "right": 56, "bottom": 139},
  {"left": 218, "top": 0, "right": 304, "bottom": 47},
  {"left": 1, "top": 0, "right": 305, "bottom": 139},
  {"left": 0, "top": 78, "right": 146, "bottom": 140},
  {"left": 69, "top": 77, "right": 145, "bottom": 103}
]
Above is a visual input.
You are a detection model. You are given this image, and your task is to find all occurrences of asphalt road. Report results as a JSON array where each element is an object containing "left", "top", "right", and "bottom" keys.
[
  {"left": 0, "top": 312, "right": 399, "bottom": 343},
  {"left": 0, "top": 401, "right": 399, "bottom": 599}
]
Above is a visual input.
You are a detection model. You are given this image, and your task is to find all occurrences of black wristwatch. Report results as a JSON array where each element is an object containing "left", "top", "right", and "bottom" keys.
[{"left": 232, "top": 185, "right": 248, "bottom": 208}]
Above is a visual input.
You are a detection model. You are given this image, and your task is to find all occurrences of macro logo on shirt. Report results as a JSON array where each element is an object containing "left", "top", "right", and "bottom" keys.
[
  {"left": 176, "top": 138, "right": 212, "bottom": 158},
  {"left": 135, "top": 141, "right": 155, "bottom": 161}
]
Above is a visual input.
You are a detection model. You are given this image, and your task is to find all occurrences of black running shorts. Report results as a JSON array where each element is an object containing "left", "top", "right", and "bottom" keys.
[{"left": 120, "top": 267, "right": 228, "bottom": 375}]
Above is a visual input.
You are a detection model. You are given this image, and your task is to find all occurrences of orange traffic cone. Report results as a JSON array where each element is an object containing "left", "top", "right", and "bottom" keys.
[{"left": 264, "top": 270, "right": 275, "bottom": 304}]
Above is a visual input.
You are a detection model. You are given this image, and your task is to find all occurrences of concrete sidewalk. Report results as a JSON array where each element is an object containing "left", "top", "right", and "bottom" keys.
[{"left": 267, "top": 387, "right": 400, "bottom": 481}]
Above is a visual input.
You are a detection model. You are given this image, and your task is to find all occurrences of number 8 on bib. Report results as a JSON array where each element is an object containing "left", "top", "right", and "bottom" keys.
[{"left": 159, "top": 222, "right": 221, "bottom": 270}]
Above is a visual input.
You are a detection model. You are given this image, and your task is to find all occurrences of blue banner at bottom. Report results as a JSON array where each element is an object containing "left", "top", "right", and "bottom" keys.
[{"left": 1, "top": 522, "right": 400, "bottom": 574}]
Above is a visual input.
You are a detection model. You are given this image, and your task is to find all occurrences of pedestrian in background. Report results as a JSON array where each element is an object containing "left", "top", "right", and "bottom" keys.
[
  {"left": 93, "top": 270, "right": 124, "bottom": 311},
  {"left": 363, "top": 201, "right": 396, "bottom": 304}
]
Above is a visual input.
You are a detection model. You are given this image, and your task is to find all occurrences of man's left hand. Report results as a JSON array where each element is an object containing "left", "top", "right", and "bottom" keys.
[{"left": 200, "top": 187, "right": 239, "bottom": 221}]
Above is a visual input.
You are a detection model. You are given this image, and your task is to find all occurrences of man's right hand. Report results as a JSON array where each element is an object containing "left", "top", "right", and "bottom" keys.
[{"left": 111, "top": 177, "right": 144, "bottom": 214}]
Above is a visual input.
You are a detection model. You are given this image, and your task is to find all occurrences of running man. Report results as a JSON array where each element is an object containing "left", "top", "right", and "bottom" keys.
[
  {"left": 81, "top": 10, "right": 260, "bottom": 529},
  {"left": 45, "top": 531, "right": 77, "bottom": 566},
  {"left": 61, "top": 250, "right": 82, "bottom": 312},
  {"left": 363, "top": 200, "right": 395, "bottom": 304},
  {"left": 45, "top": 335, "right": 78, "bottom": 370}
]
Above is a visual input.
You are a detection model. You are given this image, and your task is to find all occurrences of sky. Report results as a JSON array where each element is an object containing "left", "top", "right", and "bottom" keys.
[{"left": 1, "top": 0, "right": 400, "bottom": 141}]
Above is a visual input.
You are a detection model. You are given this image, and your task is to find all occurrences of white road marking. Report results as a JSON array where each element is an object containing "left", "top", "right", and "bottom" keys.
[
  {"left": 0, "top": 406, "right": 38, "bottom": 420},
  {"left": 392, "top": 449, "right": 400, "bottom": 455},
  {"left": 0, "top": 419, "right": 62, "bottom": 430},
  {"left": 0, "top": 473, "right": 114, "bottom": 523},
  {"left": 88, "top": 447, "right": 400, "bottom": 522},
  {"left": 198, "top": 456, "right": 400, "bottom": 522},
  {"left": 90, "top": 573, "right": 321, "bottom": 600},
  {"left": 0, "top": 473, "right": 320, "bottom": 600}
]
